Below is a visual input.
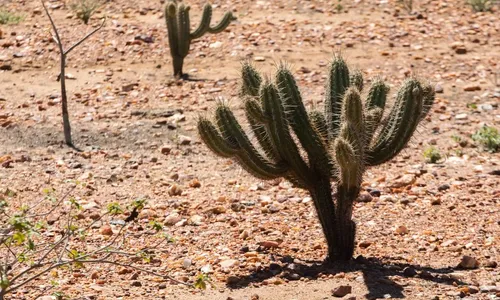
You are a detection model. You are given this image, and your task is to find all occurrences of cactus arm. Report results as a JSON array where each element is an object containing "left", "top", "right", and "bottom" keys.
[
  {"left": 177, "top": 4, "right": 191, "bottom": 58},
  {"left": 165, "top": 3, "right": 180, "bottom": 58},
  {"left": 261, "top": 83, "right": 312, "bottom": 186},
  {"left": 364, "top": 108, "right": 383, "bottom": 143},
  {"left": 367, "top": 79, "right": 424, "bottom": 165},
  {"left": 241, "top": 63, "right": 262, "bottom": 97},
  {"left": 309, "top": 111, "right": 330, "bottom": 146},
  {"left": 350, "top": 70, "right": 364, "bottom": 92},
  {"left": 275, "top": 67, "right": 334, "bottom": 178},
  {"left": 198, "top": 118, "right": 239, "bottom": 158},
  {"left": 325, "top": 57, "right": 350, "bottom": 138},
  {"left": 215, "top": 105, "right": 288, "bottom": 178},
  {"left": 190, "top": 4, "right": 212, "bottom": 39},
  {"left": 244, "top": 98, "right": 267, "bottom": 123},
  {"left": 365, "top": 79, "right": 389, "bottom": 111},
  {"left": 207, "top": 11, "right": 234, "bottom": 34}
]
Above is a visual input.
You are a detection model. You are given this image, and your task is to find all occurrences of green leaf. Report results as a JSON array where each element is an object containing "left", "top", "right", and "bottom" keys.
[
  {"left": 107, "top": 203, "right": 123, "bottom": 215},
  {"left": 149, "top": 220, "right": 163, "bottom": 232}
]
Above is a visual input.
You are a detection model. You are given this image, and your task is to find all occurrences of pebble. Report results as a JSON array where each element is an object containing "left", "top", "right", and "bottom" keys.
[
  {"left": 332, "top": 285, "right": 352, "bottom": 297},
  {"left": 182, "top": 258, "right": 192, "bottom": 268},
  {"left": 178, "top": 135, "right": 192, "bottom": 145},
  {"left": 356, "top": 192, "right": 373, "bottom": 203},
  {"left": 390, "top": 174, "right": 416, "bottom": 188},
  {"left": 435, "top": 84, "right": 444, "bottom": 93},
  {"left": 483, "top": 260, "right": 497, "bottom": 268},
  {"left": 220, "top": 259, "right": 238, "bottom": 270},
  {"left": 458, "top": 255, "right": 479, "bottom": 269},
  {"left": 164, "top": 213, "right": 182, "bottom": 226},
  {"left": 100, "top": 225, "right": 113, "bottom": 236},
  {"left": 463, "top": 85, "right": 481, "bottom": 92},
  {"left": 479, "top": 286, "right": 499, "bottom": 293},
  {"left": 395, "top": 225, "right": 409, "bottom": 235},
  {"left": 189, "top": 214, "right": 204, "bottom": 226},
  {"left": 455, "top": 113, "right": 468, "bottom": 120},
  {"left": 403, "top": 266, "right": 417, "bottom": 277}
]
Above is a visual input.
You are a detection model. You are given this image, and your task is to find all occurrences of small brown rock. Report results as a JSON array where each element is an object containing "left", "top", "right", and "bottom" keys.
[
  {"left": 458, "top": 255, "right": 479, "bottom": 269},
  {"left": 332, "top": 285, "right": 352, "bottom": 297},
  {"left": 100, "top": 225, "right": 113, "bottom": 236}
]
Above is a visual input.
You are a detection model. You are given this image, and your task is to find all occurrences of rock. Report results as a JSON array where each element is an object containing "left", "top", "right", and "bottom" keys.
[
  {"left": 254, "top": 56, "right": 265, "bottom": 62},
  {"left": 390, "top": 174, "right": 416, "bottom": 188},
  {"left": 189, "top": 215, "right": 204, "bottom": 226},
  {"left": 91, "top": 272, "right": 99, "bottom": 280},
  {"left": 479, "top": 286, "right": 499, "bottom": 293},
  {"left": 100, "top": 225, "right": 113, "bottom": 236},
  {"left": 178, "top": 135, "right": 191, "bottom": 145},
  {"left": 403, "top": 266, "right": 417, "bottom": 277},
  {"left": 395, "top": 225, "right": 409, "bottom": 235},
  {"left": 134, "top": 35, "right": 154, "bottom": 43},
  {"left": 268, "top": 204, "right": 280, "bottom": 213},
  {"left": 455, "top": 47, "right": 467, "bottom": 54},
  {"left": 122, "top": 83, "right": 138, "bottom": 92},
  {"left": 455, "top": 113, "right": 468, "bottom": 120},
  {"left": 468, "top": 286, "right": 479, "bottom": 294},
  {"left": 182, "top": 258, "right": 192, "bottom": 268},
  {"left": 168, "top": 184, "right": 182, "bottom": 196},
  {"left": 358, "top": 241, "right": 372, "bottom": 248},
  {"left": 435, "top": 84, "right": 444, "bottom": 93},
  {"left": 258, "top": 241, "right": 280, "bottom": 249},
  {"left": 356, "top": 192, "right": 373, "bottom": 203},
  {"left": 438, "top": 184, "right": 450, "bottom": 191},
  {"left": 431, "top": 198, "right": 442, "bottom": 205},
  {"left": 332, "top": 285, "right": 352, "bottom": 297},
  {"left": 380, "top": 195, "right": 396, "bottom": 203},
  {"left": 463, "top": 85, "right": 481, "bottom": 92},
  {"left": 368, "top": 189, "right": 381, "bottom": 197},
  {"left": 37, "top": 296, "right": 55, "bottom": 300},
  {"left": 201, "top": 264, "right": 213, "bottom": 274},
  {"left": 0, "top": 63, "right": 12, "bottom": 71},
  {"left": 220, "top": 259, "right": 238, "bottom": 270},
  {"left": 458, "top": 255, "right": 479, "bottom": 269},
  {"left": 164, "top": 213, "right": 182, "bottom": 226},
  {"left": 483, "top": 260, "right": 497, "bottom": 268},
  {"left": 130, "top": 281, "right": 142, "bottom": 287},
  {"left": 161, "top": 145, "right": 172, "bottom": 155},
  {"left": 226, "top": 276, "right": 240, "bottom": 285},
  {"left": 208, "top": 206, "right": 226, "bottom": 214}
]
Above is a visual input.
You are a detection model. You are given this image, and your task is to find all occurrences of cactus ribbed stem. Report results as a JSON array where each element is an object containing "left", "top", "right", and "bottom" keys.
[{"left": 165, "top": 1, "right": 235, "bottom": 78}]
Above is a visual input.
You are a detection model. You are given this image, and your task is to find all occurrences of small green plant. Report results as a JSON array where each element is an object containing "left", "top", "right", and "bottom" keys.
[
  {"left": 397, "top": 0, "right": 414, "bottom": 13},
  {"left": 0, "top": 10, "right": 23, "bottom": 25},
  {"left": 198, "top": 56, "right": 435, "bottom": 261},
  {"left": 194, "top": 273, "right": 212, "bottom": 289},
  {"left": 0, "top": 186, "right": 188, "bottom": 300},
  {"left": 467, "top": 0, "right": 493, "bottom": 12},
  {"left": 335, "top": 0, "right": 344, "bottom": 13},
  {"left": 69, "top": 0, "right": 103, "bottom": 25},
  {"left": 472, "top": 125, "right": 500, "bottom": 152},
  {"left": 165, "top": 0, "right": 236, "bottom": 79},
  {"left": 423, "top": 146, "right": 442, "bottom": 163}
]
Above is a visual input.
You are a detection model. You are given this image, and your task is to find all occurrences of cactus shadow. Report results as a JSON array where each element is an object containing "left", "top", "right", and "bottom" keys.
[{"left": 227, "top": 255, "right": 466, "bottom": 299}]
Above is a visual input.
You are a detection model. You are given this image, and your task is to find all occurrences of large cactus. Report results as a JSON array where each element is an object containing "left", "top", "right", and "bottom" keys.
[
  {"left": 165, "top": 0, "right": 235, "bottom": 78},
  {"left": 198, "top": 56, "right": 435, "bottom": 261}
]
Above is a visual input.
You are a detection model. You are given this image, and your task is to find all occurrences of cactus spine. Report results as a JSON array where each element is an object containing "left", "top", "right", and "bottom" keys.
[
  {"left": 198, "top": 57, "right": 435, "bottom": 261},
  {"left": 165, "top": 0, "right": 235, "bottom": 78}
]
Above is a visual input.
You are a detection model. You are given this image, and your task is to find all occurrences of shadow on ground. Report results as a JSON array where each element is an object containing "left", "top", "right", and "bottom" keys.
[
  {"left": 228, "top": 255, "right": 466, "bottom": 299},
  {"left": 0, "top": 108, "right": 185, "bottom": 153}
]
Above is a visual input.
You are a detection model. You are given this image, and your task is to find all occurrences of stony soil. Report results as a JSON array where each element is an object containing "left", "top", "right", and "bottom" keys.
[{"left": 0, "top": 0, "right": 499, "bottom": 299}]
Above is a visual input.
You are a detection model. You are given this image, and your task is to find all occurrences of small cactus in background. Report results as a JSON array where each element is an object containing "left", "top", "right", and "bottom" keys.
[
  {"left": 165, "top": 0, "right": 235, "bottom": 79},
  {"left": 198, "top": 56, "right": 435, "bottom": 261}
]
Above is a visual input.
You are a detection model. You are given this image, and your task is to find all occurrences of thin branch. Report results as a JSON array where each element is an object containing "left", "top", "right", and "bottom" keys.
[
  {"left": 41, "top": 0, "right": 63, "bottom": 54},
  {"left": 64, "top": 17, "right": 106, "bottom": 56}
]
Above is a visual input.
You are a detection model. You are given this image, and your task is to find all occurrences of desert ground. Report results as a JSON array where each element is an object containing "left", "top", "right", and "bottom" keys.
[{"left": 0, "top": 0, "right": 499, "bottom": 299}]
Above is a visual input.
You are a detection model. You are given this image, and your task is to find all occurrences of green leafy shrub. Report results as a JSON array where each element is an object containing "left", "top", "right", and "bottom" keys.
[
  {"left": 0, "top": 10, "right": 23, "bottom": 25},
  {"left": 472, "top": 125, "right": 500, "bottom": 152},
  {"left": 423, "top": 146, "right": 442, "bottom": 163},
  {"left": 70, "top": 0, "right": 102, "bottom": 24},
  {"left": 467, "top": 0, "right": 493, "bottom": 12}
]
